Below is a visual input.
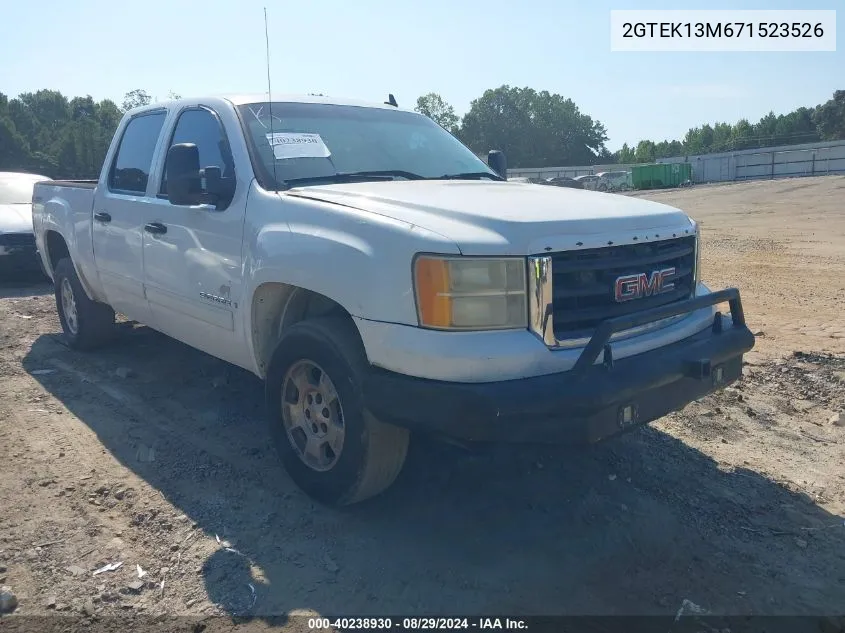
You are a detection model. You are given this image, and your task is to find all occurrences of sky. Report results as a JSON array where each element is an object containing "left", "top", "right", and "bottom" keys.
[{"left": 0, "top": 0, "right": 841, "bottom": 152}]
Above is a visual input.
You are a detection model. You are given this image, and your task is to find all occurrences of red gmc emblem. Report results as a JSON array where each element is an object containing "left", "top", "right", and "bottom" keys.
[{"left": 614, "top": 267, "right": 676, "bottom": 302}]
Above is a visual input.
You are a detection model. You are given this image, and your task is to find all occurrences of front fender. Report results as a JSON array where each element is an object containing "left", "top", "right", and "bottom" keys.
[{"left": 244, "top": 192, "right": 461, "bottom": 325}]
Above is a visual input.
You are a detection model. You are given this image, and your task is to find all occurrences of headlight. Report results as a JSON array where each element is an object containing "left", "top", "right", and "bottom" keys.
[{"left": 413, "top": 256, "right": 527, "bottom": 330}]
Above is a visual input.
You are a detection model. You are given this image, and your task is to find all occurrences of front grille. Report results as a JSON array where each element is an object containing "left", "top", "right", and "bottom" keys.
[
  {"left": 550, "top": 235, "right": 696, "bottom": 338},
  {"left": 0, "top": 233, "right": 36, "bottom": 248}
]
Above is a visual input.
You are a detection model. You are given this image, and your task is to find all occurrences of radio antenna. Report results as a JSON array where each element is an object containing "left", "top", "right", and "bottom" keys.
[{"left": 264, "top": 7, "right": 279, "bottom": 191}]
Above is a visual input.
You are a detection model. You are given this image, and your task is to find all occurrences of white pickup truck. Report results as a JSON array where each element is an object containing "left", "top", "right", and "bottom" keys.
[{"left": 32, "top": 94, "right": 754, "bottom": 506}]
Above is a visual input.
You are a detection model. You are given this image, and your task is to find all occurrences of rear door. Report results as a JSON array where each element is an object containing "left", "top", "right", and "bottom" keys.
[
  {"left": 141, "top": 104, "right": 247, "bottom": 365},
  {"left": 92, "top": 110, "right": 168, "bottom": 322}
]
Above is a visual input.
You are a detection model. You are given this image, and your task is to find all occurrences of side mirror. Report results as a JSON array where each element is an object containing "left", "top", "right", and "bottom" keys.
[
  {"left": 488, "top": 150, "right": 507, "bottom": 180},
  {"left": 204, "top": 166, "right": 235, "bottom": 204},
  {"left": 166, "top": 143, "right": 201, "bottom": 206}
]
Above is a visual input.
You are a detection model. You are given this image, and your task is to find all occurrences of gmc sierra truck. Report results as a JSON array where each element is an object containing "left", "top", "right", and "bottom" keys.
[{"left": 32, "top": 94, "right": 755, "bottom": 506}]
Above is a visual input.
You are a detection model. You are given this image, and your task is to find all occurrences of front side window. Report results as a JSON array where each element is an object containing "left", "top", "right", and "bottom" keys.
[
  {"left": 237, "top": 102, "right": 497, "bottom": 189},
  {"left": 108, "top": 112, "right": 167, "bottom": 194},
  {"left": 160, "top": 108, "right": 235, "bottom": 201}
]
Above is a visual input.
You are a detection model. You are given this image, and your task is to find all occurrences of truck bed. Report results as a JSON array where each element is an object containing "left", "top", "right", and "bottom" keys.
[
  {"left": 41, "top": 180, "right": 97, "bottom": 189},
  {"left": 32, "top": 181, "right": 98, "bottom": 282}
]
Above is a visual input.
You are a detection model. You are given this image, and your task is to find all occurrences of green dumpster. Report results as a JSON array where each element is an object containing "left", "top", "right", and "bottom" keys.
[{"left": 631, "top": 163, "right": 692, "bottom": 190}]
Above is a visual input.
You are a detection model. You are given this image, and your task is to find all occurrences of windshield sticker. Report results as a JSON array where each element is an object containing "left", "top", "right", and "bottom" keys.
[{"left": 265, "top": 132, "right": 331, "bottom": 160}]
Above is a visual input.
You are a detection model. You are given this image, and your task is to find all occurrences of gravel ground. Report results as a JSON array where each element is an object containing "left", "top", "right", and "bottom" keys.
[{"left": 0, "top": 175, "right": 844, "bottom": 631}]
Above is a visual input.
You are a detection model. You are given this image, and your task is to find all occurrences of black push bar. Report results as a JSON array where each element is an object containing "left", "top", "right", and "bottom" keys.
[{"left": 571, "top": 287, "right": 747, "bottom": 376}]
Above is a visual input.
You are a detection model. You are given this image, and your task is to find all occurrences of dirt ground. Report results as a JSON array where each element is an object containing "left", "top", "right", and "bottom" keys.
[{"left": 0, "top": 176, "right": 844, "bottom": 629}]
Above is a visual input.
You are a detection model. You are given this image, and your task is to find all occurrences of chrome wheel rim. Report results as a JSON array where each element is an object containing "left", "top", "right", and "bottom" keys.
[
  {"left": 60, "top": 278, "right": 79, "bottom": 335},
  {"left": 281, "top": 360, "right": 345, "bottom": 472}
]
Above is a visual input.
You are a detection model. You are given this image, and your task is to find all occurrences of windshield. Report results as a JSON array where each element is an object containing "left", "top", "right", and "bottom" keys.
[
  {"left": 237, "top": 102, "right": 496, "bottom": 189},
  {"left": 0, "top": 176, "right": 43, "bottom": 205}
]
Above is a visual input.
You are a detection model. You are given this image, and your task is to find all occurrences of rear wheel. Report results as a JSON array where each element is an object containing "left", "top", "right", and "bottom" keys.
[
  {"left": 54, "top": 258, "right": 116, "bottom": 350},
  {"left": 265, "top": 317, "right": 409, "bottom": 506}
]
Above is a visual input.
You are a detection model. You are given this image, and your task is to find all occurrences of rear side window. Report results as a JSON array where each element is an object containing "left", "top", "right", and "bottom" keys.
[{"left": 108, "top": 112, "right": 167, "bottom": 194}]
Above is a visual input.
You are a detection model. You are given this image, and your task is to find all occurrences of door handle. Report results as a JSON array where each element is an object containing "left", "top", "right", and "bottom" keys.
[
  {"left": 144, "top": 222, "right": 167, "bottom": 235},
  {"left": 94, "top": 211, "right": 111, "bottom": 223}
]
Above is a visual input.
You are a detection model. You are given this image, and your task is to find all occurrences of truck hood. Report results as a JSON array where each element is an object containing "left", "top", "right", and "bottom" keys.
[
  {"left": 0, "top": 204, "right": 34, "bottom": 234},
  {"left": 287, "top": 180, "right": 695, "bottom": 255}
]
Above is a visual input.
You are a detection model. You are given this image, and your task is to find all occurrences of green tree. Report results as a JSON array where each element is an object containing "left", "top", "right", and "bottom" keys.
[
  {"left": 0, "top": 115, "right": 30, "bottom": 170},
  {"left": 458, "top": 85, "right": 608, "bottom": 167},
  {"left": 0, "top": 89, "right": 128, "bottom": 178},
  {"left": 731, "top": 119, "right": 755, "bottom": 150},
  {"left": 616, "top": 143, "right": 636, "bottom": 163},
  {"left": 814, "top": 90, "right": 845, "bottom": 140},
  {"left": 633, "top": 140, "right": 655, "bottom": 163},
  {"left": 596, "top": 147, "right": 614, "bottom": 163},
  {"left": 122, "top": 89, "right": 152, "bottom": 111},
  {"left": 712, "top": 122, "right": 733, "bottom": 152},
  {"left": 753, "top": 112, "right": 778, "bottom": 146},
  {"left": 415, "top": 92, "right": 459, "bottom": 134}
]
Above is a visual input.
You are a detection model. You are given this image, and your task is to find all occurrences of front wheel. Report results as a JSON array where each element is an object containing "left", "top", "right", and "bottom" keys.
[
  {"left": 54, "top": 258, "right": 116, "bottom": 350},
  {"left": 265, "top": 317, "right": 410, "bottom": 506}
]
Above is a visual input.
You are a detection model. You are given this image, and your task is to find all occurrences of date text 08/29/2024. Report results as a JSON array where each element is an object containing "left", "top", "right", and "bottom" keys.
[{"left": 307, "top": 617, "right": 528, "bottom": 631}]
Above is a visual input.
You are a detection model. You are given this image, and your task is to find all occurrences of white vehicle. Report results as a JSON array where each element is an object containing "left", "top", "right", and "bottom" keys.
[
  {"left": 573, "top": 174, "right": 600, "bottom": 191},
  {"left": 597, "top": 170, "right": 632, "bottom": 192},
  {"left": 32, "top": 94, "right": 755, "bottom": 506},
  {"left": 1, "top": 171, "right": 51, "bottom": 273}
]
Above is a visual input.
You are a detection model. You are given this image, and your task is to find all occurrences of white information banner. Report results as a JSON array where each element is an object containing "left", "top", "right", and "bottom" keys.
[
  {"left": 610, "top": 10, "right": 836, "bottom": 52},
  {"left": 266, "top": 133, "right": 331, "bottom": 160}
]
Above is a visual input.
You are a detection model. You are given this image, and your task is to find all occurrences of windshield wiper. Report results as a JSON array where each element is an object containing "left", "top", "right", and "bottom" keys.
[
  {"left": 427, "top": 171, "right": 504, "bottom": 181},
  {"left": 283, "top": 170, "right": 425, "bottom": 188}
]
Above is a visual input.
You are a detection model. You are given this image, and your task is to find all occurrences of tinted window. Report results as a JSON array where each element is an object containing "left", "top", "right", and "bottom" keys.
[
  {"left": 108, "top": 112, "right": 166, "bottom": 194},
  {"left": 161, "top": 108, "right": 234, "bottom": 195},
  {"left": 237, "top": 102, "right": 493, "bottom": 189}
]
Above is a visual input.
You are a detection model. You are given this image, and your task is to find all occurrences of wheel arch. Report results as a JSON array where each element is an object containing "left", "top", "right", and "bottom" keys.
[
  {"left": 250, "top": 282, "right": 362, "bottom": 378},
  {"left": 43, "top": 229, "right": 99, "bottom": 301},
  {"left": 44, "top": 230, "right": 70, "bottom": 275}
]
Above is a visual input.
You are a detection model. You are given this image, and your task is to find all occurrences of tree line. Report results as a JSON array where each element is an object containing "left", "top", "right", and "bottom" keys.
[
  {"left": 0, "top": 89, "right": 173, "bottom": 179},
  {"left": 419, "top": 88, "right": 845, "bottom": 167},
  {"left": 614, "top": 93, "right": 845, "bottom": 164},
  {"left": 1, "top": 85, "right": 843, "bottom": 176}
]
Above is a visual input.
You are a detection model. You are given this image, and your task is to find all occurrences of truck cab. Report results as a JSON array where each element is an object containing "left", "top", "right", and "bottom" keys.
[{"left": 32, "top": 94, "right": 754, "bottom": 506}]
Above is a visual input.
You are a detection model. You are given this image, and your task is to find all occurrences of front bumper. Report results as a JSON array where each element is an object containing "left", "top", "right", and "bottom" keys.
[
  {"left": 0, "top": 235, "right": 43, "bottom": 274},
  {"left": 363, "top": 288, "right": 755, "bottom": 444}
]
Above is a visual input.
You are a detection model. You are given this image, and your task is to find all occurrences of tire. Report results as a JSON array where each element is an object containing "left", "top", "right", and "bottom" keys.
[
  {"left": 34, "top": 250, "right": 50, "bottom": 280},
  {"left": 265, "top": 316, "right": 410, "bottom": 506},
  {"left": 53, "top": 258, "right": 116, "bottom": 351}
]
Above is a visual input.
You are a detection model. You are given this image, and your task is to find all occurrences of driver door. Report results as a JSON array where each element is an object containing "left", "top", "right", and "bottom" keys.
[{"left": 141, "top": 105, "right": 247, "bottom": 365}]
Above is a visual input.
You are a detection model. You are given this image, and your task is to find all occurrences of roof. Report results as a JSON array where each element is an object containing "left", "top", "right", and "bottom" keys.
[
  {"left": 225, "top": 93, "right": 411, "bottom": 111},
  {"left": 126, "top": 93, "right": 416, "bottom": 116}
]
